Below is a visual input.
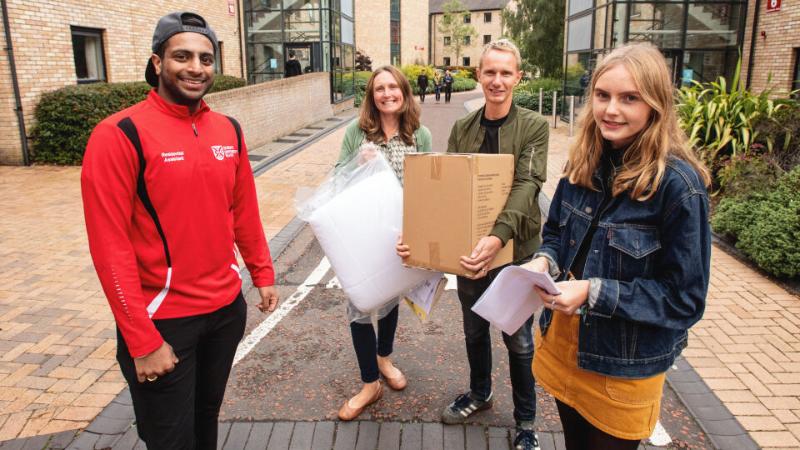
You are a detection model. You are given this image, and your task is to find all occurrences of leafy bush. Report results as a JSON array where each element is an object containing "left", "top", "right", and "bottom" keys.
[
  {"left": 452, "top": 78, "right": 477, "bottom": 91},
  {"left": 716, "top": 153, "right": 783, "bottom": 198},
  {"left": 751, "top": 101, "right": 800, "bottom": 172},
  {"left": 513, "top": 78, "right": 562, "bottom": 115},
  {"left": 32, "top": 75, "right": 246, "bottom": 165},
  {"left": 676, "top": 59, "right": 787, "bottom": 183},
  {"left": 401, "top": 64, "right": 436, "bottom": 94},
  {"left": 712, "top": 167, "right": 800, "bottom": 278},
  {"left": 440, "top": 65, "right": 478, "bottom": 80}
]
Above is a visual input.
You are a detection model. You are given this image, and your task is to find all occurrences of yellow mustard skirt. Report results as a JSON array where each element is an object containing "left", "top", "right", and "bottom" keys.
[{"left": 533, "top": 312, "right": 666, "bottom": 440}]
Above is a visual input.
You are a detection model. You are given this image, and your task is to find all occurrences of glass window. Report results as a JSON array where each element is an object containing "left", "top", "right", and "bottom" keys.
[
  {"left": 341, "top": 17, "right": 354, "bottom": 44},
  {"left": 246, "top": 0, "right": 281, "bottom": 11},
  {"left": 444, "top": 36, "right": 451, "bottom": 46},
  {"left": 793, "top": 49, "right": 800, "bottom": 97},
  {"left": 484, "top": 34, "right": 491, "bottom": 45},
  {"left": 340, "top": 0, "right": 353, "bottom": 17},
  {"left": 484, "top": 12, "right": 492, "bottom": 23},
  {"left": 246, "top": 11, "right": 282, "bottom": 42},
  {"left": 285, "top": 7, "right": 321, "bottom": 42},
  {"left": 682, "top": 49, "right": 736, "bottom": 85},
  {"left": 463, "top": 35, "right": 470, "bottom": 45},
  {"left": 444, "top": 56, "right": 451, "bottom": 66},
  {"left": 627, "top": 3, "right": 685, "bottom": 48},
  {"left": 464, "top": 14, "right": 471, "bottom": 24},
  {"left": 284, "top": 0, "right": 320, "bottom": 10},
  {"left": 612, "top": 2, "right": 628, "bottom": 48},
  {"left": 685, "top": 3, "right": 742, "bottom": 49},
  {"left": 71, "top": 27, "right": 106, "bottom": 83},
  {"left": 569, "top": 0, "right": 592, "bottom": 16},
  {"left": 463, "top": 56, "right": 471, "bottom": 66},
  {"left": 594, "top": 6, "right": 609, "bottom": 50},
  {"left": 246, "top": 43, "right": 283, "bottom": 81},
  {"left": 567, "top": 14, "right": 592, "bottom": 51}
]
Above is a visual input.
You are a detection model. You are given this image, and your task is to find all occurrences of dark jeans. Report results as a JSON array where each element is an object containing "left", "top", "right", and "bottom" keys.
[
  {"left": 457, "top": 269, "right": 536, "bottom": 424},
  {"left": 350, "top": 304, "right": 399, "bottom": 383},
  {"left": 444, "top": 85, "right": 452, "bottom": 103},
  {"left": 117, "top": 294, "right": 247, "bottom": 450},
  {"left": 556, "top": 400, "right": 641, "bottom": 450},
  {"left": 419, "top": 87, "right": 427, "bottom": 102},
  {"left": 434, "top": 85, "right": 441, "bottom": 101}
]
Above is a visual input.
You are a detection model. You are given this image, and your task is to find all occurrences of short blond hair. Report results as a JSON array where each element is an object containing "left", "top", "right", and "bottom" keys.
[{"left": 479, "top": 38, "right": 521, "bottom": 71}]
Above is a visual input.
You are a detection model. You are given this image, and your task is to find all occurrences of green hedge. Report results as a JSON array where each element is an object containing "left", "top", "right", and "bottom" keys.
[
  {"left": 513, "top": 78, "right": 563, "bottom": 115},
  {"left": 32, "top": 75, "right": 246, "bottom": 165},
  {"left": 712, "top": 166, "right": 800, "bottom": 278}
]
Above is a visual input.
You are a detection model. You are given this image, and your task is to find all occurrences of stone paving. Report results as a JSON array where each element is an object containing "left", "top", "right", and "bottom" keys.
[{"left": 2, "top": 93, "right": 800, "bottom": 448}]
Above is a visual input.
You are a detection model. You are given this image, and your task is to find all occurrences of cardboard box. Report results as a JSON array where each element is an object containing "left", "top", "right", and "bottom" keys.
[{"left": 403, "top": 153, "right": 514, "bottom": 276}]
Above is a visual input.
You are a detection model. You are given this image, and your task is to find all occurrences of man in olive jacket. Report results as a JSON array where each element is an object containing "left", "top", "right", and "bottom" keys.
[{"left": 442, "top": 39, "right": 548, "bottom": 450}]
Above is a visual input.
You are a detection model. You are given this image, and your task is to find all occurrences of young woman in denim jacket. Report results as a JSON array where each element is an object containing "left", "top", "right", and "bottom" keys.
[{"left": 523, "top": 44, "right": 712, "bottom": 449}]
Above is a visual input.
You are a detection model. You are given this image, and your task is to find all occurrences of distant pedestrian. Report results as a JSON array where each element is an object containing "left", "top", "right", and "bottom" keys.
[
  {"left": 417, "top": 71, "right": 429, "bottom": 103},
  {"left": 285, "top": 50, "right": 302, "bottom": 77},
  {"left": 398, "top": 39, "right": 548, "bottom": 450},
  {"left": 81, "top": 11, "right": 279, "bottom": 450},
  {"left": 443, "top": 69, "right": 454, "bottom": 103},
  {"left": 528, "top": 43, "right": 711, "bottom": 450},
  {"left": 335, "top": 65, "right": 432, "bottom": 421},
  {"left": 433, "top": 71, "right": 443, "bottom": 102}
]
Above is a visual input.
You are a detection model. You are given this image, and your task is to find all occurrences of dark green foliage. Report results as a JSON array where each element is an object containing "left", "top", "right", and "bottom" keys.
[
  {"left": 751, "top": 101, "right": 800, "bottom": 172},
  {"left": 502, "top": 0, "right": 565, "bottom": 77},
  {"left": 712, "top": 167, "right": 800, "bottom": 278},
  {"left": 513, "top": 78, "right": 562, "bottom": 115},
  {"left": 32, "top": 75, "right": 246, "bottom": 165},
  {"left": 716, "top": 153, "right": 783, "bottom": 198}
]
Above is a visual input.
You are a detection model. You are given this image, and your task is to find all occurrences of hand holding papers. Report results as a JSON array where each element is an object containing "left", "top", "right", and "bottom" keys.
[{"left": 471, "top": 266, "right": 560, "bottom": 335}]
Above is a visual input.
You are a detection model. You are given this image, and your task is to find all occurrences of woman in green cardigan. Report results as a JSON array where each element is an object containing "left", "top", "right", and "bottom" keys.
[{"left": 335, "top": 65, "right": 432, "bottom": 421}]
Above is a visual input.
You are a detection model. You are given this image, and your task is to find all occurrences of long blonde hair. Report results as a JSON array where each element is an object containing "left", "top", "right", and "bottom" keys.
[
  {"left": 565, "top": 43, "right": 711, "bottom": 200},
  {"left": 359, "top": 66, "right": 420, "bottom": 146}
]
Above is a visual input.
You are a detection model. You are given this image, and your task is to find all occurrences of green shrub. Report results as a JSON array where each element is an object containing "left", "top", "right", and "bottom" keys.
[
  {"left": 440, "top": 65, "right": 477, "bottom": 80},
  {"left": 751, "top": 101, "right": 800, "bottom": 172},
  {"left": 401, "top": 64, "right": 435, "bottom": 93},
  {"left": 452, "top": 78, "right": 477, "bottom": 92},
  {"left": 513, "top": 78, "right": 562, "bottom": 115},
  {"left": 717, "top": 153, "right": 783, "bottom": 198},
  {"left": 712, "top": 167, "right": 800, "bottom": 278},
  {"left": 676, "top": 58, "right": 787, "bottom": 184},
  {"left": 32, "top": 75, "right": 246, "bottom": 165}
]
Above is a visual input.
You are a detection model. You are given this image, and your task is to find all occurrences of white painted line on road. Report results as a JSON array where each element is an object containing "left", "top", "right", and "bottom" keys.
[
  {"left": 233, "top": 257, "right": 331, "bottom": 366},
  {"left": 325, "top": 276, "right": 341, "bottom": 289},
  {"left": 444, "top": 274, "right": 457, "bottom": 291},
  {"left": 647, "top": 420, "right": 672, "bottom": 446}
]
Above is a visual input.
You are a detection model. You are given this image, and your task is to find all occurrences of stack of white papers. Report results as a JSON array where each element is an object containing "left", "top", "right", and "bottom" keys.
[{"left": 471, "top": 266, "right": 558, "bottom": 335}]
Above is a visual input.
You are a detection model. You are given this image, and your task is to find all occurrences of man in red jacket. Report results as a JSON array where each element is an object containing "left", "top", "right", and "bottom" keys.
[{"left": 81, "top": 11, "right": 279, "bottom": 449}]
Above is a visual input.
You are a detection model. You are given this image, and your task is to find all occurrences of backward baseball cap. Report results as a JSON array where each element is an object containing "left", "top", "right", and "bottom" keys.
[{"left": 145, "top": 11, "right": 219, "bottom": 87}]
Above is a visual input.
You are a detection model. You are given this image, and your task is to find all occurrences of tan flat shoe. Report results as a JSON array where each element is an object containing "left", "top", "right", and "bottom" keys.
[
  {"left": 381, "top": 369, "right": 407, "bottom": 391},
  {"left": 337, "top": 382, "right": 383, "bottom": 421}
]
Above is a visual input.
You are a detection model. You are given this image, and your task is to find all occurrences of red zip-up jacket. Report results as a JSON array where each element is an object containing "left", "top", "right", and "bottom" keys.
[{"left": 81, "top": 90, "right": 274, "bottom": 358}]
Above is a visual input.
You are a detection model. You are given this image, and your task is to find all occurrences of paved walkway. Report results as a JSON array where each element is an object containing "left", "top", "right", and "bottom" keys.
[{"left": 2, "top": 90, "right": 800, "bottom": 449}]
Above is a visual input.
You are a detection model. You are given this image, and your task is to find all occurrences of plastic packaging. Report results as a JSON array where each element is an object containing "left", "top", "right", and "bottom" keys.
[{"left": 296, "top": 148, "right": 438, "bottom": 313}]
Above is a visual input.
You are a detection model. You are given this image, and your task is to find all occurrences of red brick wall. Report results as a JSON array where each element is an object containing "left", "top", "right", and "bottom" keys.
[{"left": 742, "top": 0, "right": 800, "bottom": 95}]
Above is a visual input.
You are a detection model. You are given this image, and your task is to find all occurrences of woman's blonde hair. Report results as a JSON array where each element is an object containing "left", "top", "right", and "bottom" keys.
[
  {"left": 359, "top": 65, "right": 420, "bottom": 146},
  {"left": 565, "top": 43, "right": 711, "bottom": 200}
]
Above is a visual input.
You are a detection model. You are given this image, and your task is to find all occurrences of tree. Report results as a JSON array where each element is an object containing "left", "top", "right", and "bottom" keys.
[
  {"left": 355, "top": 50, "right": 372, "bottom": 71},
  {"left": 502, "top": 0, "right": 565, "bottom": 77},
  {"left": 438, "top": 0, "right": 478, "bottom": 65}
]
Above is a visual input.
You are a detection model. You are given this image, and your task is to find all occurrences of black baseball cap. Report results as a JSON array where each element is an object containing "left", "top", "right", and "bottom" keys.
[{"left": 145, "top": 11, "right": 219, "bottom": 87}]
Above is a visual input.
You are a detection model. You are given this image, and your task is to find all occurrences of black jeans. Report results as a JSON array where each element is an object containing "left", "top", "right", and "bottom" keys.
[
  {"left": 556, "top": 400, "right": 641, "bottom": 450},
  {"left": 419, "top": 87, "right": 427, "bottom": 102},
  {"left": 349, "top": 305, "right": 399, "bottom": 383},
  {"left": 457, "top": 268, "right": 536, "bottom": 424},
  {"left": 117, "top": 294, "right": 247, "bottom": 450},
  {"left": 444, "top": 85, "right": 452, "bottom": 103},
  {"left": 434, "top": 85, "right": 441, "bottom": 101}
]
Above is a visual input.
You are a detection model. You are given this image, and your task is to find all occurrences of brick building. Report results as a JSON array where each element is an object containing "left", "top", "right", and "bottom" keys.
[
  {"left": 429, "top": 0, "right": 511, "bottom": 68},
  {"left": 563, "top": 0, "right": 799, "bottom": 98},
  {"left": 356, "top": 0, "right": 429, "bottom": 67},
  {"left": 742, "top": 0, "right": 800, "bottom": 95},
  {"left": 0, "top": 1, "right": 244, "bottom": 165}
]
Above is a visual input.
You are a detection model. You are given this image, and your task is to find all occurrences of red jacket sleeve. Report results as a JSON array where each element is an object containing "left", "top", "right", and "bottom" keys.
[
  {"left": 232, "top": 136, "right": 275, "bottom": 287},
  {"left": 81, "top": 121, "right": 164, "bottom": 358}
]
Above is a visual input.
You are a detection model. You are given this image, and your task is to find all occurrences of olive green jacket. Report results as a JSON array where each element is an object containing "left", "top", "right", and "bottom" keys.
[{"left": 447, "top": 103, "right": 549, "bottom": 262}]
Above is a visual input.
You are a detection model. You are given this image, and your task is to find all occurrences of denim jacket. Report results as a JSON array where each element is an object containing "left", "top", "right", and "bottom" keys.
[{"left": 536, "top": 157, "right": 711, "bottom": 378}]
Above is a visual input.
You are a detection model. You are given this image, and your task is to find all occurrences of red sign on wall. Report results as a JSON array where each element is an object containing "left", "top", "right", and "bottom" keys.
[
  {"left": 767, "top": 0, "right": 781, "bottom": 12},
  {"left": 228, "top": 0, "right": 236, "bottom": 16}
]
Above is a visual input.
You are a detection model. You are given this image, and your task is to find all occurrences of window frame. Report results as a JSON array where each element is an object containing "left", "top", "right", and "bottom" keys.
[
  {"left": 463, "top": 13, "right": 471, "bottom": 24},
  {"left": 484, "top": 12, "right": 492, "bottom": 23},
  {"left": 462, "top": 56, "right": 470, "bottom": 66},
  {"left": 71, "top": 26, "right": 107, "bottom": 84},
  {"left": 444, "top": 36, "right": 451, "bottom": 46},
  {"left": 443, "top": 56, "right": 451, "bottom": 66},
  {"left": 483, "top": 34, "right": 491, "bottom": 45}
]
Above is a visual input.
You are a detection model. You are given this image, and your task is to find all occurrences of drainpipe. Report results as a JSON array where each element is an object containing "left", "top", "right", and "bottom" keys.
[
  {"left": 746, "top": 0, "right": 760, "bottom": 89},
  {"left": 1, "top": 0, "right": 30, "bottom": 165},
  {"left": 236, "top": 0, "right": 245, "bottom": 79}
]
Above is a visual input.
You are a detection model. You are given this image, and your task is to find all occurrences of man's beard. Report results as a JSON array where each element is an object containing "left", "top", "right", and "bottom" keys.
[{"left": 160, "top": 73, "right": 214, "bottom": 107}]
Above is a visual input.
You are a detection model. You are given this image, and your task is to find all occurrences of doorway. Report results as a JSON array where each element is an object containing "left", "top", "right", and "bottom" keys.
[{"left": 285, "top": 44, "right": 314, "bottom": 75}]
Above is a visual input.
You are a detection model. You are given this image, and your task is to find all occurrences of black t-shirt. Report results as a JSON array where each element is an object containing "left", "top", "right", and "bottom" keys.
[{"left": 479, "top": 112, "right": 508, "bottom": 154}]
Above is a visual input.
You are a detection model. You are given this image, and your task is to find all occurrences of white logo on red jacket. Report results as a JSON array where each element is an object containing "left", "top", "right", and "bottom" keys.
[{"left": 211, "top": 145, "right": 236, "bottom": 160}]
